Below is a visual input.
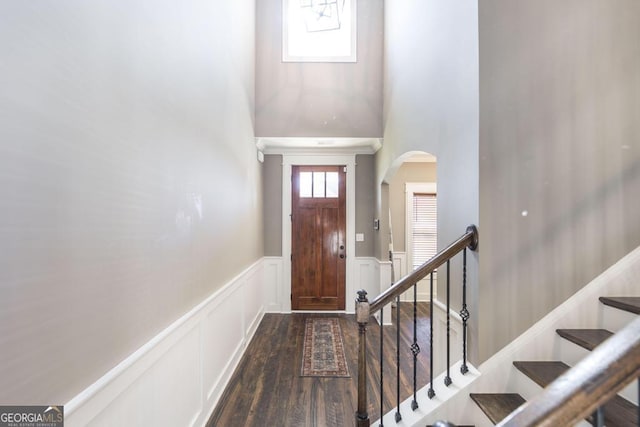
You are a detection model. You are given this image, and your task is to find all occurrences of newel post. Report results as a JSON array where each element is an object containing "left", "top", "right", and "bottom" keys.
[{"left": 355, "top": 289, "right": 371, "bottom": 427}]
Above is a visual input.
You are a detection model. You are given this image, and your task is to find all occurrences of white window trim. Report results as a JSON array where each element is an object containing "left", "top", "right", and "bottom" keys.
[
  {"left": 405, "top": 182, "right": 437, "bottom": 272},
  {"left": 405, "top": 182, "right": 438, "bottom": 301},
  {"left": 282, "top": 0, "right": 357, "bottom": 62}
]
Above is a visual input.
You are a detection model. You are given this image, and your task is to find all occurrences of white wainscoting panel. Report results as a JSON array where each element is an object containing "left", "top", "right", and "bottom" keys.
[
  {"left": 391, "top": 251, "right": 406, "bottom": 282},
  {"left": 378, "top": 260, "right": 393, "bottom": 325},
  {"left": 203, "top": 291, "right": 244, "bottom": 402},
  {"left": 153, "top": 326, "right": 202, "bottom": 426},
  {"left": 353, "top": 257, "right": 379, "bottom": 312},
  {"left": 263, "top": 257, "right": 283, "bottom": 312},
  {"left": 64, "top": 259, "right": 266, "bottom": 427},
  {"left": 391, "top": 251, "right": 408, "bottom": 301}
]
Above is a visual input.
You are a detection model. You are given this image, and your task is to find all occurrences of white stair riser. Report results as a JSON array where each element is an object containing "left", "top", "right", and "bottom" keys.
[
  {"left": 506, "top": 366, "right": 547, "bottom": 402},
  {"left": 599, "top": 303, "right": 638, "bottom": 332},
  {"left": 618, "top": 380, "right": 639, "bottom": 406},
  {"left": 553, "top": 334, "right": 592, "bottom": 368},
  {"left": 554, "top": 336, "right": 638, "bottom": 405}
]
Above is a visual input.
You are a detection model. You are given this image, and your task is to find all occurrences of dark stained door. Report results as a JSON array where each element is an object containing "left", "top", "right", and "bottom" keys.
[{"left": 291, "top": 165, "right": 346, "bottom": 310}]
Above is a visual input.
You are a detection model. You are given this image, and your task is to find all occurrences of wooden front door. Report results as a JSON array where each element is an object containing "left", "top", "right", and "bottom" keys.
[{"left": 291, "top": 165, "right": 346, "bottom": 310}]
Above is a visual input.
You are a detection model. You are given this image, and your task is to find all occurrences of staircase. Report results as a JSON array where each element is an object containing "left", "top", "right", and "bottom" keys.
[{"left": 470, "top": 296, "right": 639, "bottom": 426}]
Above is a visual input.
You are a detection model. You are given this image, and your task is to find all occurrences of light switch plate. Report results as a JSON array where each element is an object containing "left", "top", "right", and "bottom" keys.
[{"left": 356, "top": 233, "right": 364, "bottom": 242}]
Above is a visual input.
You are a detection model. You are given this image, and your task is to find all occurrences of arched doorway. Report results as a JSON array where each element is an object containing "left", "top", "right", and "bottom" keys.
[{"left": 380, "top": 151, "right": 438, "bottom": 302}]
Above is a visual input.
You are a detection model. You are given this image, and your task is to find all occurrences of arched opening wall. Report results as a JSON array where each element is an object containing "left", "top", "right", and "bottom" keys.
[{"left": 379, "top": 1, "right": 479, "bottom": 362}]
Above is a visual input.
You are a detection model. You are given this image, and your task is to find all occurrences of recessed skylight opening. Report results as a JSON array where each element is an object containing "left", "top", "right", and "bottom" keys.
[{"left": 283, "top": 0, "right": 357, "bottom": 62}]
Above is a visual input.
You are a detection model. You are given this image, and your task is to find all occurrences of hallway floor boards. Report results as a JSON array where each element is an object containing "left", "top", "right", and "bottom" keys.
[{"left": 206, "top": 302, "right": 431, "bottom": 427}]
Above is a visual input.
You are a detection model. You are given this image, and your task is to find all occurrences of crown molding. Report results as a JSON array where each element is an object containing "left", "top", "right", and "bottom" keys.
[{"left": 255, "top": 137, "right": 382, "bottom": 155}]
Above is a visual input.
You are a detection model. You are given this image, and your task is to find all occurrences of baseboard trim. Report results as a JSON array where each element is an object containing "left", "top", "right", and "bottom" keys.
[{"left": 64, "top": 259, "right": 266, "bottom": 427}]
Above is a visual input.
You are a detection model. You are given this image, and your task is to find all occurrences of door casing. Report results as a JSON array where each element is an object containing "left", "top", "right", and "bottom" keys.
[{"left": 282, "top": 154, "right": 356, "bottom": 312}]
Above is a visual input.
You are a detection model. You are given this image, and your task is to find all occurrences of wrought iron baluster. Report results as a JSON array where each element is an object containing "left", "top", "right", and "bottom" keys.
[
  {"left": 395, "top": 295, "right": 402, "bottom": 422},
  {"left": 428, "top": 272, "right": 435, "bottom": 399},
  {"left": 444, "top": 260, "right": 452, "bottom": 386},
  {"left": 355, "top": 227, "right": 479, "bottom": 427},
  {"left": 411, "top": 283, "right": 419, "bottom": 410},
  {"left": 592, "top": 406, "right": 604, "bottom": 427},
  {"left": 460, "top": 248, "right": 469, "bottom": 375},
  {"left": 379, "top": 307, "right": 384, "bottom": 427}
]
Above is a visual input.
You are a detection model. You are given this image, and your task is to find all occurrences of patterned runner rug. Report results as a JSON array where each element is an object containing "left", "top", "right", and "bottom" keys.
[{"left": 301, "top": 317, "right": 350, "bottom": 377}]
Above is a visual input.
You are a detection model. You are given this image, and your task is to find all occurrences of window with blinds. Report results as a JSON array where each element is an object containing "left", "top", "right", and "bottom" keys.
[{"left": 411, "top": 193, "right": 437, "bottom": 270}]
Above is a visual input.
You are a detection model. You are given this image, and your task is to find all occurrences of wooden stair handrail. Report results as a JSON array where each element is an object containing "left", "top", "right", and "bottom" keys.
[
  {"left": 497, "top": 316, "right": 640, "bottom": 426},
  {"left": 355, "top": 225, "right": 479, "bottom": 427},
  {"left": 369, "top": 225, "right": 478, "bottom": 314}
]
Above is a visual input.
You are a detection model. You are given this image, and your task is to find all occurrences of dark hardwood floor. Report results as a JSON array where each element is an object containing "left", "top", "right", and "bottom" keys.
[{"left": 206, "top": 302, "right": 432, "bottom": 427}]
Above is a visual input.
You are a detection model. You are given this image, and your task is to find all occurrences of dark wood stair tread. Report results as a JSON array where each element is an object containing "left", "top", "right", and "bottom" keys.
[
  {"left": 513, "top": 361, "right": 569, "bottom": 387},
  {"left": 514, "top": 361, "right": 638, "bottom": 427},
  {"left": 599, "top": 296, "right": 640, "bottom": 314},
  {"left": 470, "top": 393, "right": 525, "bottom": 424},
  {"left": 556, "top": 328, "right": 613, "bottom": 351}
]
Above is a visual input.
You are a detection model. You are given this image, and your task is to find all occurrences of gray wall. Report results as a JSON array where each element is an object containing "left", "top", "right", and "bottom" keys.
[
  {"left": 379, "top": 0, "right": 480, "bottom": 359},
  {"left": 255, "top": 0, "right": 383, "bottom": 137},
  {"left": 263, "top": 155, "right": 283, "bottom": 256},
  {"left": 378, "top": 0, "right": 479, "bottom": 259},
  {"left": 263, "top": 154, "right": 375, "bottom": 258},
  {"left": 389, "top": 162, "right": 437, "bottom": 252},
  {"left": 0, "top": 0, "right": 261, "bottom": 404},
  {"left": 478, "top": 0, "right": 640, "bottom": 361},
  {"left": 355, "top": 155, "right": 375, "bottom": 257}
]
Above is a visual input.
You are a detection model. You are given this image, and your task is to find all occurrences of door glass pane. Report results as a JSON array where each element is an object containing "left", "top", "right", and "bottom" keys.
[
  {"left": 326, "top": 172, "right": 339, "bottom": 198},
  {"left": 300, "top": 172, "right": 312, "bottom": 197},
  {"left": 313, "top": 172, "right": 325, "bottom": 197}
]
